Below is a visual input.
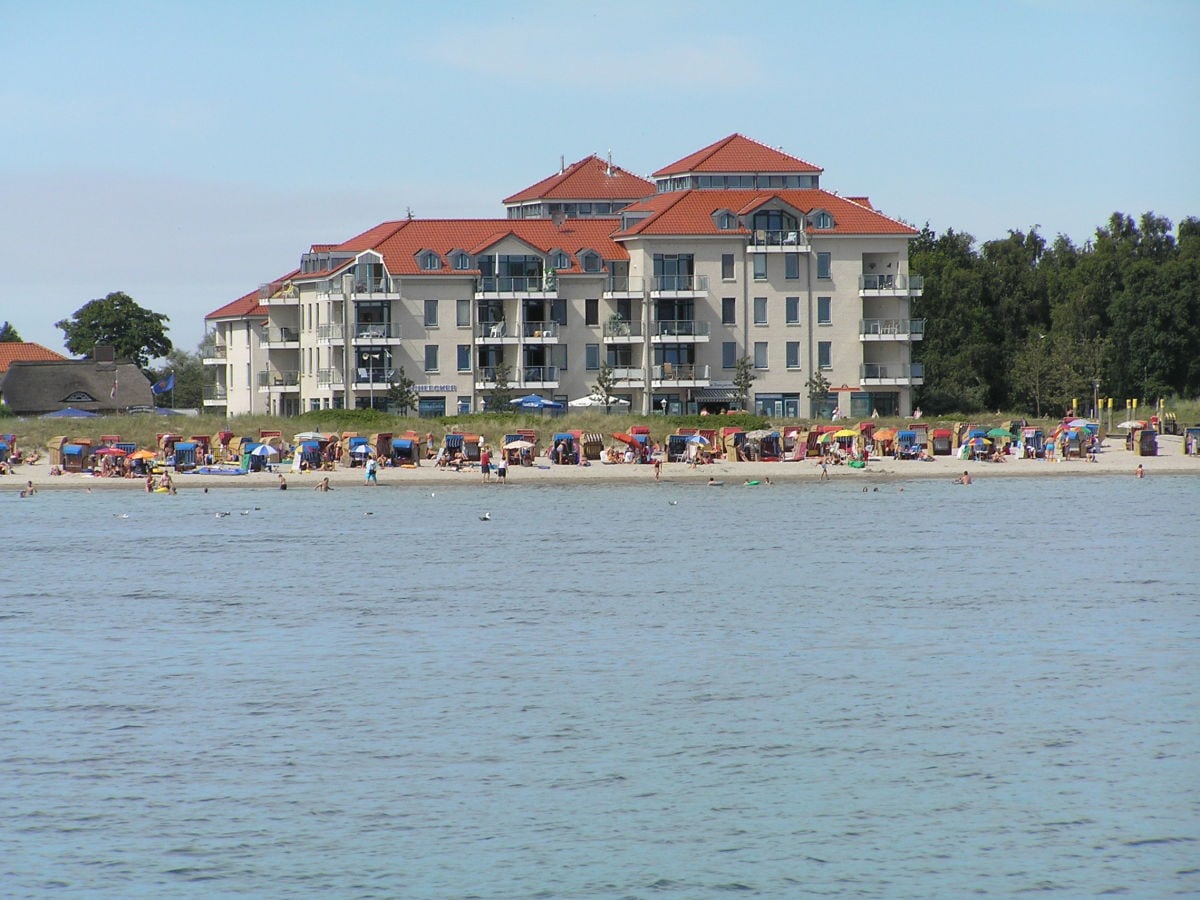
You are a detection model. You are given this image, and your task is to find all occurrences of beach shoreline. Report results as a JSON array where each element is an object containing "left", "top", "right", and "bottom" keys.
[{"left": 8, "top": 434, "right": 1196, "bottom": 491}]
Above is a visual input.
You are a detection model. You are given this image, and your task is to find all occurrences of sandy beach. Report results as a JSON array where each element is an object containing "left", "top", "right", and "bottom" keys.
[{"left": 8, "top": 433, "right": 1197, "bottom": 492}]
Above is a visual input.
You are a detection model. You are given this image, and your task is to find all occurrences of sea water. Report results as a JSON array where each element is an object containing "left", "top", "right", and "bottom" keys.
[{"left": 2, "top": 475, "right": 1198, "bottom": 897}]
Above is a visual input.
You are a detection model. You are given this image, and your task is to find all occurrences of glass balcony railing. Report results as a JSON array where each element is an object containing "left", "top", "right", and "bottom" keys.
[
  {"left": 522, "top": 366, "right": 558, "bottom": 383},
  {"left": 522, "top": 322, "right": 557, "bottom": 338},
  {"left": 317, "top": 324, "right": 345, "bottom": 342},
  {"left": 203, "top": 385, "right": 227, "bottom": 401},
  {"left": 859, "top": 318, "right": 926, "bottom": 337},
  {"left": 353, "top": 367, "right": 395, "bottom": 384},
  {"left": 604, "top": 275, "right": 646, "bottom": 293},
  {"left": 656, "top": 320, "right": 711, "bottom": 337},
  {"left": 860, "top": 363, "right": 925, "bottom": 380},
  {"left": 858, "top": 273, "right": 925, "bottom": 292},
  {"left": 317, "top": 368, "right": 344, "bottom": 387},
  {"left": 603, "top": 320, "right": 643, "bottom": 338},
  {"left": 653, "top": 364, "right": 709, "bottom": 381},
  {"left": 257, "top": 370, "right": 299, "bottom": 387},
  {"left": 652, "top": 274, "right": 709, "bottom": 293},
  {"left": 263, "top": 327, "right": 299, "bottom": 343},
  {"left": 203, "top": 345, "right": 228, "bottom": 361},
  {"left": 748, "top": 229, "right": 809, "bottom": 249},
  {"left": 353, "top": 322, "right": 401, "bottom": 340},
  {"left": 476, "top": 275, "right": 553, "bottom": 293}
]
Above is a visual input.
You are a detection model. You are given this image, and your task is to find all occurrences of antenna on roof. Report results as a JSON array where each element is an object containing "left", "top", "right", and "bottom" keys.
[
  {"left": 607, "top": 150, "right": 613, "bottom": 176},
  {"left": 405, "top": 206, "right": 414, "bottom": 220}
]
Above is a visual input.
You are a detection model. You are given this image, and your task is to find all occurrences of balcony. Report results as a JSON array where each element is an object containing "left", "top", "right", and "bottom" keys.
[
  {"left": 257, "top": 370, "right": 300, "bottom": 391},
  {"left": 261, "top": 284, "right": 299, "bottom": 306},
  {"left": 351, "top": 322, "right": 402, "bottom": 344},
  {"left": 859, "top": 318, "right": 926, "bottom": 341},
  {"left": 202, "top": 345, "right": 228, "bottom": 365},
  {"left": 652, "top": 364, "right": 710, "bottom": 386},
  {"left": 603, "top": 320, "right": 643, "bottom": 342},
  {"left": 475, "top": 275, "right": 557, "bottom": 298},
  {"left": 652, "top": 320, "right": 710, "bottom": 342},
  {"left": 353, "top": 367, "right": 396, "bottom": 387},
  {"left": 651, "top": 274, "right": 709, "bottom": 297},
  {"left": 317, "top": 368, "right": 344, "bottom": 388},
  {"left": 521, "top": 365, "right": 559, "bottom": 388},
  {"left": 317, "top": 324, "right": 345, "bottom": 345},
  {"left": 475, "top": 321, "right": 518, "bottom": 345},
  {"left": 859, "top": 362, "right": 925, "bottom": 386},
  {"left": 610, "top": 367, "right": 645, "bottom": 385},
  {"left": 348, "top": 278, "right": 394, "bottom": 298},
  {"left": 858, "top": 273, "right": 924, "bottom": 296},
  {"left": 202, "top": 384, "right": 227, "bottom": 404},
  {"left": 261, "top": 327, "right": 300, "bottom": 348},
  {"left": 521, "top": 322, "right": 558, "bottom": 342},
  {"left": 747, "top": 229, "right": 811, "bottom": 253},
  {"left": 603, "top": 275, "right": 646, "bottom": 298}
]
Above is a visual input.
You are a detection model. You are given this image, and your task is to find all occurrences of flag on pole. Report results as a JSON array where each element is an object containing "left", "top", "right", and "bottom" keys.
[{"left": 151, "top": 373, "right": 175, "bottom": 395}]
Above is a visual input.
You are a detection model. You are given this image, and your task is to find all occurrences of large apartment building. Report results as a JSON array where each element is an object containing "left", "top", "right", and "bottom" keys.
[{"left": 203, "top": 134, "right": 923, "bottom": 419}]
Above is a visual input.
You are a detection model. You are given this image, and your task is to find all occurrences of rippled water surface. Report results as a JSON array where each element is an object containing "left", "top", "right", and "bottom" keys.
[{"left": 3, "top": 475, "right": 1198, "bottom": 897}]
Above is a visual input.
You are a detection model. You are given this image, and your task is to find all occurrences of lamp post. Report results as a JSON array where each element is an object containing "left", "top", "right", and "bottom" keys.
[
  {"left": 660, "top": 398, "right": 668, "bottom": 417},
  {"left": 1092, "top": 379, "right": 1100, "bottom": 422}
]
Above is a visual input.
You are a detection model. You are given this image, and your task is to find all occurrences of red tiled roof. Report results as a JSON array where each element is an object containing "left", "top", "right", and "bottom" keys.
[
  {"left": 0, "top": 342, "right": 68, "bottom": 374},
  {"left": 503, "top": 155, "right": 654, "bottom": 204},
  {"left": 848, "top": 196, "right": 873, "bottom": 209},
  {"left": 206, "top": 287, "right": 268, "bottom": 320},
  {"left": 653, "top": 134, "right": 822, "bottom": 177},
  {"left": 614, "top": 189, "right": 916, "bottom": 238}
]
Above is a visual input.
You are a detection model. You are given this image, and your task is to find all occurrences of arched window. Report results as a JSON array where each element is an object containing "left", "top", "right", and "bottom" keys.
[
  {"left": 751, "top": 209, "right": 799, "bottom": 234},
  {"left": 421, "top": 252, "right": 442, "bottom": 271}
]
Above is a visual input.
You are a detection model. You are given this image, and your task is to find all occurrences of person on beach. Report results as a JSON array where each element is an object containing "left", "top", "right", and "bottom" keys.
[
  {"left": 426, "top": 432, "right": 434, "bottom": 459},
  {"left": 365, "top": 457, "right": 378, "bottom": 485},
  {"left": 955, "top": 470, "right": 972, "bottom": 484},
  {"left": 495, "top": 452, "right": 507, "bottom": 484},
  {"left": 1135, "top": 464, "right": 1144, "bottom": 478},
  {"left": 20, "top": 481, "right": 36, "bottom": 497},
  {"left": 480, "top": 447, "right": 491, "bottom": 483},
  {"left": 653, "top": 457, "right": 662, "bottom": 481},
  {"left": 315, "top": 476, "right": 332, "bottom": 491},
  {"left": 819, "top": 459, "right": 829, "bottom": 481},
  {"left": 278, "top": 474, "right": 287, "bottom": 490}
]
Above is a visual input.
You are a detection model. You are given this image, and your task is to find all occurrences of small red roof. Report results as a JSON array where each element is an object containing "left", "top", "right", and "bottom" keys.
[
  {"left": 0, "top": 342, "right": 68, "bottom": 374},
  {"left": 206, "top": 287, "right": 268, "bottom": 321},
  {"left": 615, "top": 189, "right": 916, "bottom": 238},
  {"left": 653, "top": 134, "right": 822, "bottom": 177},
  {"left": 504, "top": 155, "right": 654, "bottom": 204}
]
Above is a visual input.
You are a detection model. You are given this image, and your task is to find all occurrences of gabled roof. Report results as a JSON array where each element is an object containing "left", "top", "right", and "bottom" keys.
[
  {"left": 206, "top": 286, "right": 268, "bottom": 321},
  {"left": 1, "top": 359, "right": 152, "bottom": 414},
  {"left": 615, "top": 189, "right": 917, "bottom": 238},
  {"left": 503, "top": 155, "right": 654, "bottom": 204},
  {"left": 0, "top": 342, "right": 68, "bottom": 374},
  {"left": 653, "top": 133, "right": 822, "bottom": 177}
]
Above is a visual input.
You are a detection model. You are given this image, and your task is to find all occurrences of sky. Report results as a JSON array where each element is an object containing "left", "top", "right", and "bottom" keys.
[{"left": 2, "top": 0, "right": 1197, "bottom": 357}]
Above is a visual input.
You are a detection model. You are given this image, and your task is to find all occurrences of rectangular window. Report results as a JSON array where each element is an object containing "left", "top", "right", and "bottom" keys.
[
  {"left": 424, "top": 344, "right": 438, "bottom": 372},
  {"left": 753, "top": 341, "right": 768, "bottom": 369},
  {"left": 722, "top": 341, "right": 737, "bottom": 369},
  {"left": 424, "top": 299, "right": 438, "bottom": 327},
  {"left": 818, "top": 341, "right": 832, "bottom": 369},
  {"left": 785, "top": 253, "right": 800, "bottom": 279},
  {"left": 457, "top": 344, "right": 471, "bottom": 372},
  {"left": 585, "top": 343, "right": 600, "bottom": 370},
  {"left": 552, "top": 345, "right": 568, "bottom": 372},
  {"left": 753, "top": 296, "right": 767, "bottom": 325},
  {"left": 753, "top": 254, "right": 767, "bottom": 280},
  {"left": 456, "top": 298, "right": 470, "bottom": 327},
  {"left": 817, "top": 252, "right": 831, "bottom": 279},
  {"left": 552, "top": 298, "right": 567, "bottom": 326},
  {"left": 817, "top": 296, "right": 832, "bottom": 325},
  {"left": 786, "top": 341, "right": 800, "bottom": 369},
  {"left": 585, "top": 298, "right": 599, "bottom": 326},
  {"left": 785, "top": 296, "right": 800, "bottom": 325},
  {"left": 722, "top": 297, "right": 736, "bottom": 325},
  {"left": 721, "top": 253, "right": 734, "bottom": 280}
]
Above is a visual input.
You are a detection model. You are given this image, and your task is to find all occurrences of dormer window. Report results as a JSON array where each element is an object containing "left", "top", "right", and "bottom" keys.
[
  {"left": 581, "top": 252, "right": 601, "bottom": 273},
  {"left": 453, "top": 252, "right": 471, "bottom": 270},
  {"left": 812, "top": 212, "right": 834, "bottom": 230},
  {"left": 553, "top": 252, "right": 569, "bottom": 270},
  {"left": 719, "top": 213, "right": 736, "bottom": 230},
  {"left": 421, "top": 252, "right": 442, "bottom": 271}
]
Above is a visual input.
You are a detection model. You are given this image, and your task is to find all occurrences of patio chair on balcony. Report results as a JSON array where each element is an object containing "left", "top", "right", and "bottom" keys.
[{"left": 661, "top": 362, "right": 674, "bottom": 380}]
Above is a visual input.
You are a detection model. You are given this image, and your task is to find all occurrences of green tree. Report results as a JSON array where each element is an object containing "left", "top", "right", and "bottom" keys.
[
  {"left": 732, "top": 356, "right": 756, "bottom": 411},
  {"left": 150, "top": 347, "right": 205, "bottom": 410},
  {"left": 55, "top": 291, "right": 172, "bottom": 370},
  {"left": 387, "top": 366, "right": 418, "bottom": 414},
  {"left": 488, "top": 362, "right": 516, "bottom": 411},
  {"left": 0, "top": 321, "right": 22, "bottom": 342},
  {"left": 590, "top": 363, "right": 619, "bottom": 412},
  {"left": 804, "top": 370, "right": 831, "bottom": 417}
]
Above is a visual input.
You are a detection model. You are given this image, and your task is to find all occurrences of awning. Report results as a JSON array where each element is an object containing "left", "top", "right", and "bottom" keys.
[
  {"left": 581, "top": 432, "right": 604, "bottom": 444},
  {"left": 693, "top": 384, "right": 737, "bottom": 402},
  {"left": 392, "top": 438, "right": 413, "bottom": 449},
  {"left": 63, "top": 444, "right": 84, "bottom": 454},
  {"left": 444, "top": 434, "right": 464, "bottom": 449},
  {"left": 552, "top": 432, "right": 574, "bottom": 442},
  {"left": 897, "top": 431, "right": 916, "bottom": 440},
  {"left": 349, "top": 436, "right": 369, "bottom": 447},
  {"left": 932, "top": 429, "right": 952, "bottom": 438},
  {"left": 175, "top": 442, "right": 197, "bottom": 451}
]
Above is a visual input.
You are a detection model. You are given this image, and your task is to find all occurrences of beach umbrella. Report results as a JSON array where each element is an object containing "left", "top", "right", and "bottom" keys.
[
  {"left": 567, "top": 395, "right": 631, "bottom": 407},
  {"left": 686, "top": 434, "right": 710, "bottom": 445},
  {"left": 250, "top": 444, "right": 279, "bottom": 457},
  {"left": 294, "top": 431, "right": 327, "bottom": 442},
  {"left": 987, "top": 427, "right": 1015, "bottom": 439},
  {"left": 510, "top": 394, "right": 563, "bottom": 409},
  {"left": 1116, "top": 420, "right": 1144, "bottom": 429},
  {"left": 503, "top": 439, "right": 534, "bottom": 450},
  {"left": 350, "top": 444, "right": 373, "bottom": 456},
  {"left": 1065, "top": 418, "right": 1089, "bottom": 428},
  {"left": 129, "top": 449, "right": 157, "bottom": 461},
  {"left": 833, "top": 429, "right": 858, "bottom": 438},
  {"left": 94, "top": 446, "right": 127, "bottom": 457},
  {"left": 611, "top": 432, "right": 640, "bottom": 448}
]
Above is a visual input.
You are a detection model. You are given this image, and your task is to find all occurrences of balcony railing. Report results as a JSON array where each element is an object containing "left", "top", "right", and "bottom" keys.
[
  {"left": 260, "top": 283, "right": 299, "bottom": 303},
  {"left": 353, "top": 322, "right": 401, "bottom": 340},
  {"left": 203, "top": 385, "right": 227, "bottom": 401},
  {"left": 656, "top": 320, "right": 711, "bottom": 338},
  {"left": 476, "top": 275, "right": 554, "bottom": 293},
  {"left": 610, "top": 367, "right": 644, "bottom": 382},
  {"left": 604, "top": 275, "right": 646, "bottom": 294},
  {"left": 860, "top": 318, "right": 926, "bottom": 337},
  {"left": 350, "top": 278, "right": 391, "bottom": 295},
  {"left": 860, "top": 363, "right": 925, "bottom": 381},
  {"left": 354, "top": 367, "right": 396, "bottom": 385},
  {"left": 257, "top": 370, "right": 299, "bottom": 388},
  {"left": 317, "top": 324, "right": 345, "bottom": 343},
  {"left": 522, "top": 322, "right": 557, "bottom": 338},
  {"left": 263, "top": 327, "right": 299, "bottom": 344},
  {"left": 203, "top": 345, "right": 228, "bottom": 361},
  {"left": 858, "top": 273, "right": 925, "bottom": 292},
  {"left": 653, "top": 364, "right": 710, "bottom": 382},
  {"left": 748, "top": 229, "right": 810, "bottom": 249},
  {"left": 603, "top": 320, "right": 643, "bottom": 338},
  {"left": 652, "top": 274, "right": 709, "bottom": 293},
  {"left": 522, "top": 365, "right": 558, "bottom": 383},
  {"left": 317, "top": 368, "right": 344, "bottom": 387}
]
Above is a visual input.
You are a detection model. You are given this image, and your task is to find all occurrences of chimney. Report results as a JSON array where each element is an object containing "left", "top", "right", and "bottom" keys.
[
  {"left": 606, "top": 150, "right": 613, "bottom": 176},
  {"left": 559, "top": 154, "right": 565, "bottom": 174}
]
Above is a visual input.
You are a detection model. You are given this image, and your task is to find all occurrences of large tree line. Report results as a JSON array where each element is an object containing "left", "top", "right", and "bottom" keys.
[{"left": 911, "top": 212, "right": 1200, "bottom": 417}]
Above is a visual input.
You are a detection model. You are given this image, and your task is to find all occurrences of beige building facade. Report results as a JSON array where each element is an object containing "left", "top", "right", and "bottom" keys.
[{"left": 204, "top": 135, "right": 922, "bottom": 419}]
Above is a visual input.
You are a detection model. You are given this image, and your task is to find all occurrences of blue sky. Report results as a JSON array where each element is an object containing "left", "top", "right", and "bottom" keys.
[{"left": 3, "top": 0, "right": 1197, "bottom": 355}]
